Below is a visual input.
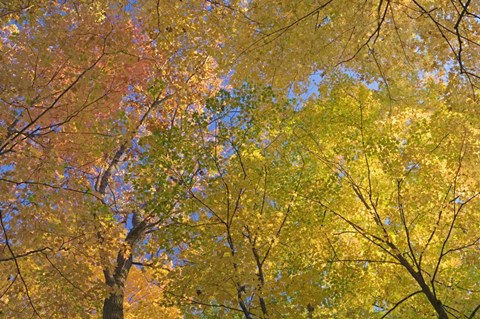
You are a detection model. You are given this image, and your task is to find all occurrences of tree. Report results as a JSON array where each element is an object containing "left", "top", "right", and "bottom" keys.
[
  {"left": 294, "top": 78, "right": 480, "bottom": 318},
  {"left": 1, "top": 1, "right": 480, "bottom": 319},
  {"left": 0, "top": 1, "right": 222, "bottom": 318},
  {"left": 164, "top": 86, "right": 308, "bottom": 319},
  {"left": 167, "top": 79, "right": 480, "bottom": 319}
]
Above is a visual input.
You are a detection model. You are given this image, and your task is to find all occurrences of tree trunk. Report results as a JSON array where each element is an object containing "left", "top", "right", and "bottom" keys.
[
  {"left": 102, "top": 290, "right": 125, "bottom": 319},
  {"left": 102, "top": 216, "right": 148, "bottom": 319},
  {"left": 396, "top": 253, "right": 449, "bottom": 319},
  {"left": 102, "top": 252, "right": 133, "bottom": 319}
]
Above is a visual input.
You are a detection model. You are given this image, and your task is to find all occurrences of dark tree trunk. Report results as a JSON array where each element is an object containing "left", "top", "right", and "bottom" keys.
[
  {"left": 396, "top": 253, "right": 449, "bottom": 319},
  {"left": 102, "top": 252, "right": 133, "bottom": 319},
  {"left": 102, "top": 291, "right": 125, "bottom": 319},
  {"left": 102, "top": 216, "right": 148, "bottom": 319}
]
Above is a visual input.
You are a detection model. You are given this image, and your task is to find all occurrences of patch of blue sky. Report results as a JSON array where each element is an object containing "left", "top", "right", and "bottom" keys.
[
  {"left": 0, "top": 164, "right": 15, "bottom": 177},
  {"left": 286, "top": 70, "right": 324, "bottom": 110},
  {"left": 220, "top": 69, "right": 235, "bottom": 89},
  {"left": 86, "top": 168, "right": 101, "bottom": 190},
  {"left": 342, "top": 67, "right": 384, "bottom": 90},
  {"left": 125, "top": 213, "right": 135, "bottom": 230},
  {"left": 190, "top": 211, "right": 200, "bottom": 222},
  {"left": 9, "top": 187, "right": 36, "bottom": 208},
  {"left": 301, "top": 70, "right": 323, "bottom": 99},
  {"left": 384, "top": 217, "right": 391, "bottom": 225},
  {"left": 170, "top": 245, "right": 188, "bottom": 267},
  {"left": 124, "top": 0, "right": 137, "bottom": 14}
]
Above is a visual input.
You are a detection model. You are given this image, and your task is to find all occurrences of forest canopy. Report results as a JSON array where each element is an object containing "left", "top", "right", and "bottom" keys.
[{"left": 1, "top": 1, "right": 480, "bottom": 318}]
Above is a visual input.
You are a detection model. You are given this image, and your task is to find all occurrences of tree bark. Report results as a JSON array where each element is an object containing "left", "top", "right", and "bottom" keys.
[
  {"left": 102, "top": 216, "right": 148, "bottom": 319},
  {"left": 395, "top": 253, "right": 449, "bottom": 319},
  {"left": 102, "top": 289, "right": 125, "bottom": 319},
  {"left": 102, "top": 250, "right": 133, "bottom": 319}
]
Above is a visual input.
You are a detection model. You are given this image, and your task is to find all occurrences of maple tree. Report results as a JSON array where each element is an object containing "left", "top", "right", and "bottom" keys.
[
  {"left": 1, "top": 1, "right": 480, "bottom": 319},
  {"left": 0, "top": 1, "right": 221, "bottom": 318},
  {"left": 164, "top": 80, "right": 480, "bottom": 319}
]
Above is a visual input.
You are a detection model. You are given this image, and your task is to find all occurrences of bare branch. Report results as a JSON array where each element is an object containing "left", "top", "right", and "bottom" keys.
[
  {"left": 379, "top": 290, "right": 422, "bottom": 319},
  {"left": 0, "top": 209, "right": 41, "bottom": 318}
]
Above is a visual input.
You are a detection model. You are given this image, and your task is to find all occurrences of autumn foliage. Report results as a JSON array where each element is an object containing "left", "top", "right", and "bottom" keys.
[{"left": 1, "top": 1, "right": 480, "bottom": 319}]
